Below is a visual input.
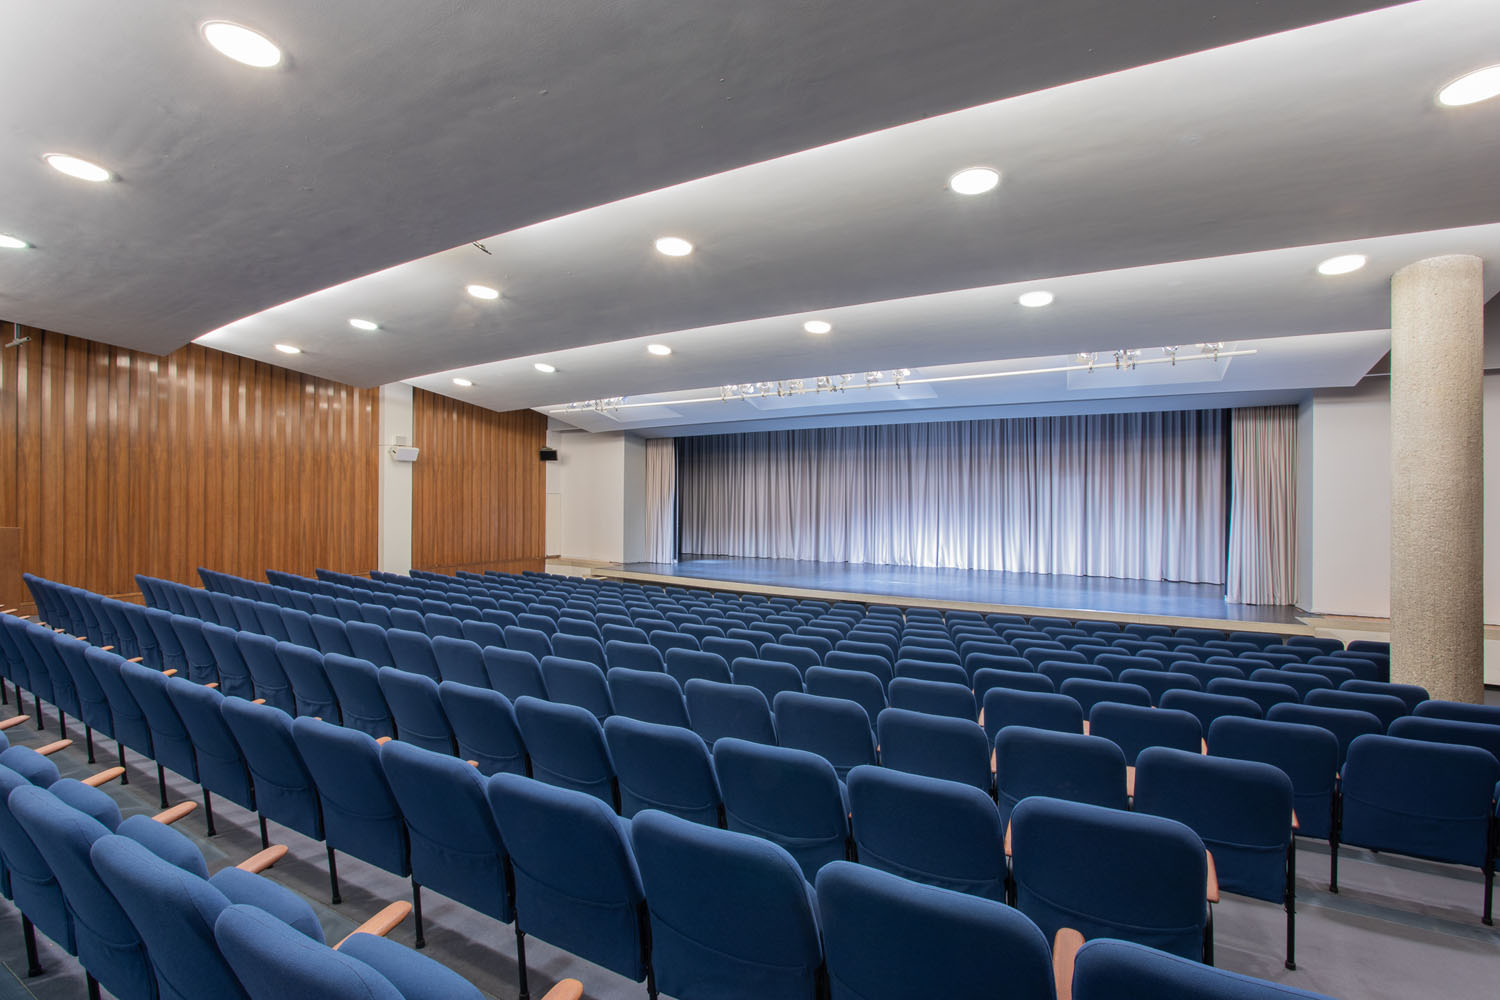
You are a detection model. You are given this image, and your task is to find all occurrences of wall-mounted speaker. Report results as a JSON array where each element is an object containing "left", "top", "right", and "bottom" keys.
[
  {"left": 390, "top": 446, "right": 420, "bottom": 462},
  {"left": 539, "top": 447, "right": 559, "bottom": 462}
]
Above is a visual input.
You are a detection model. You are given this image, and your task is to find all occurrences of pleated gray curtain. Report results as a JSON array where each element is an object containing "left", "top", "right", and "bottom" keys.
[
  {"left": 643, "top": 436, "right": 678, "bottom": 563},
  {"left": 677, "top": 411, "right": 1228, "bottom": 584},
  {"left": 1226, "top": 406, "right": 1298, "bottom": 604}
]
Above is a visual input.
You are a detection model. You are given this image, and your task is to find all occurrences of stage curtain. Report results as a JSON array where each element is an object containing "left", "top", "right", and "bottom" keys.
[
  {"left": 643, "top": 436, "right": 678, "bottom": 563},
  {"left": 1226, "top": 405, "right": 1298, "bottom": 604},
  {"left": 676, "top": 411, "right": 1227, "bottom": 584}
]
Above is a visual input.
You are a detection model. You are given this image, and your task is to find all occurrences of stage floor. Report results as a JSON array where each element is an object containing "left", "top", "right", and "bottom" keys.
[{"left": 604, "top": 555, "right": 1307, "bottom": 628}]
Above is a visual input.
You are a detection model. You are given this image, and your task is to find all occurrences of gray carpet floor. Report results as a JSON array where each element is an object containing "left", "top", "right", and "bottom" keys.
[{"left": 0, "top": 712, "right": 1495, "bottom": 1000}]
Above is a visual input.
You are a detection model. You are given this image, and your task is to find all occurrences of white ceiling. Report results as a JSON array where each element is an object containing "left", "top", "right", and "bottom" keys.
[{"left": 4, "top": 0, "right": 1496, "bottom": 436}]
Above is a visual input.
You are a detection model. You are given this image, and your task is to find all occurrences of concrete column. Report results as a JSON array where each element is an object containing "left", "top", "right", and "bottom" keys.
[
  {"left": 1390, "top": 255, "right": 1484, "bottom": 702},
  {"left": 377, "top": 383, "right": 414, "bottom": 574}
]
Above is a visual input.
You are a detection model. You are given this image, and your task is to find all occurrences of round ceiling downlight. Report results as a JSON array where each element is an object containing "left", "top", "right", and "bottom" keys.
[{"left": 202, "top": 21, "right": 283, "bottom": 68}]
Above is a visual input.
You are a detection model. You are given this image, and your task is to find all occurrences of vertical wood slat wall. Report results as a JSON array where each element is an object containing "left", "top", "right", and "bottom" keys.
[
  {"left": 0, "top": 323, "right": 381, "bottom": 608},
  {"left": 412, "top": 388, "right": 546, "bottom": 575}
]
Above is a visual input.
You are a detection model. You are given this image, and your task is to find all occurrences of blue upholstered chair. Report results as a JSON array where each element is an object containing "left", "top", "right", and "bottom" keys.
[
  {"left": 826, "top": 649, "right": 894, "bottom": 687},
  {"left": 1118, "top": 667, "right": 1200, "bottom": 706},
  {"left": 732, "top": 657, "right": 804, "bottom": 705},
  {"left": 514, "top": 696, "right": 619, "bottom": 810},
  {"left": 430, "top": 636, "right": 488, "bottom": 687},
  {"left": 1338, "top": 734, "right": 1500, "bottom": 922},
  {"left": 235, "top": 632, "right": 295, "bottom": 715},
  {"left": 1209, "top": 716, "right": 1339, "bottom": 845},
  {"left": 876, "top": 707, "right": 991, "bottom": 792},
  {"left": 604, "top": 716, "right": 722, "bottom": 825},
  {"left": 1060, "top": 677, "right": 1152, "bottom": 717},
  {"left": 347, "top": 620, "right": 396, "bottom": 668},
  {"left": 664, "top": 648, "right": 731, "bottom": 687},
  {"left": 275, "top": 641, "right": 340, "bottom": 721},
  {"left": 1159, "top": 690, "right": 1263, "bottom": 733},
  {"left": 438, "top": 681, "right": 529, "bottom": 776},
  {"left": 377, "top": 668, "right": 457, "bottom": 756},
  {"left": 773, "top": 691, "right": 876, "bottom": 779},
  {"left": 605, "top": 639, "right": 666, "bottom": 673},
  {"left": 323, "top": 653, "right": 396, "bottom": 739},
  {"left": 1010, "top": 796, "right": 1211, "bottom": 961},
  {"left": 165, "top": 679, "right": 256, "bottom": 836},
  {"left": 487, "top": 774, "right": 654, "bottom": 995},
  {"left": 1088, "top": 702, "right": 1202, "bottom": 764},
  {"left": 1134, "top": 747, "right": 1298, "bottom": 967},
  {"left": 847, "top": 765, "right": 1006, "bottom": 901},
  {"left": 0, "top": 760, "right": 75, "bottom": 977},
  {"left": 713, "top": 738, "right": 850, "bottom": 880},
  {"left": 993, "top": 727, "right": 1127, "bottom": 831},
  {"left": 541, "top": 657, "right": 615, "bottom": 720},
  {"left": 982, "top": 688, "right": 1083, "bottom": 746},
  {"left": 378, "top": 739, "right": 521, "bottom": 959},
  {"left": 631, "top": 809, "right": 824, "bottom": 1000},
  {"left": 1266, "top": 703, "right": 1383, "bottom": 766},
  {"left": 484, "top": 647, "right": 549, "bottom": 701},
  {"left": 1414, "top": 699, "right": 1500, "bottom": 727},
  {"left": 606, "top": 668, "right": 689, "bottom": 728},
  {"left": 886, "top": 677, "right": 975, "bottom": 721},
  {"left": 816, "top": 860, "right": 1053, "bottom": 1000},
  {"left": 219, "top": 696, "right": 324, "bottom": 849},
  {"left": 685, "top": 679, "right": 777, "bottom": 747},
  {"left": 292, "top": 717, "right": 412, "bottom": 906},
  {"left": 120, "top": 660, "right": 200, "bottom": 811},
  {"left": 1071, "top": 938, "right": 1335, "bottom": 1000}
]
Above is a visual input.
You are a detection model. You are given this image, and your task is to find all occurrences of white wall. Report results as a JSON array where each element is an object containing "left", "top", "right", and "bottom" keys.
[
  {"left": 549, "top": 429, "right": 647, "bottom": 564},
  {"left": 376, "top": 383, "right": 414, "bottom": 574},
  {"left": 1296, "top": 373, "right": 1499, "bottom": 625}
]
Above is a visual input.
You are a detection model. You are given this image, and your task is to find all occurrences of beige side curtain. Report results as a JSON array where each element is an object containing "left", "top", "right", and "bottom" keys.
[
  {"left": 1226, "top": 406, "right": 1298, "bottom": 604},
  {"left": 643, "top": 437, "right": 678, "bottom": 563}
]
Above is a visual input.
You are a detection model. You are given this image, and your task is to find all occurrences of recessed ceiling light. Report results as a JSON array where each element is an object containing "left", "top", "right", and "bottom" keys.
[
  {"left": 452, "top": 377, "right": 474, "bottom": 387},
  {"left": 1316, "top": 254, "right": 1367, "bottom": 276},
  {"left": 1018, "top": 290, "right": 1055, "bottom": 308},
  {"left": 803, "top": 320, "right": 833, "bottom": 335},
  {"left": 202, "top": 21, "right": 282, "bottom": 68},
  {"left": 44, "top": 154, "right": 112, "bottom": 183},
  {"left": 654, "top": 236, "right": 694, "bottom": 257},
  {"left": 533, "top": 363, "right": 557, "bottom": 374},
  {"left": 274, "top": 344, "right": 301, "bottom": 355},
  {"left": 348, "top": 318, "right": 378, "bottom": 331},
  {"left": 948, "top": 167, "right": 1001, "bottom": 195},
  {"left": 647, "top": 344, "right": 672, "bottom": 356},
  {"left": 466, "top": 284, "right": 499, "bottom": 300},
  {"left": 0, "top": 234, "right": 29, "bottom": 250},
  {"left": 1438, "top": 65, "right": 1500, "bottom": 107}
]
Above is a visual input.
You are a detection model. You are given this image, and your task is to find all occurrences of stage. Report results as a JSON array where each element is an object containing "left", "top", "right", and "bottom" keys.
[{"left": 599, "top": 555, "right": 1311, "bottom": 632}]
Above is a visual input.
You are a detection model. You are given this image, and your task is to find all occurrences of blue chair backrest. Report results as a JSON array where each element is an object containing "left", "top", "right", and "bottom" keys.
[
  {"left": 876, "top": 707, "right": 991, "bottom": 792},
  {"left": 1340, "top": 734, "right": 1500, "bottom": 867},
  {"left": 165, "top": 679, "right": 256, "bottom": 811},
  {"left": 712, "top": 738, "right": 848, "bottom": 880},
  {"left": 1304, "top": 688, "right": 1407, "bottom": 730},
  {"left": 513, "top": 697, "right": 618, "bottom": 809},
  {"left": 503, "top": 626, "right": 553, "bottom": 661},
  {"left": 437, "top": 682, "right": 528, "bottom": 777},
  {"left": 732, "top": 656, "right": 804, "bottom": 705},
  {"left": 824, "top": 650, "right": 894, "bottom": 688},
  {"left": 487, "top": 774, "right": 649, "bottom": 982},
  {"left": 605, "top": 639, "right": 666, "bottom": 673},
  {"left": 847, "top": 765, "right": 1006, "bottom": 901},
  {"left": 483, "top": 647, "right": 547, "bottom": 701},
  {"left": 551, "top": 633, "right": 607, "bottom": 671},
  {"left": 291, "top": 718, "right": 410, "bottom": 878},
  {"left": 1265, "top": 703, "right": 1383, "bottom": 766},
  {"left": 376, "top": 667, "right": 455, "bottom": 755},
  {"left": 993, "top": 727, "right": 1127, "bottom": 829},
  {"left": 1134, "top": 747, "right": 1293, "bottom": 903},
  {"left": 1060, "top": 678, "right": 1152, "bottom": 716},
  {"left": 219, "top": 697, "right": 324, "bottom": 841},
  {"left": 665, "top": 648, "right": 731, "bottom": 687},
  {"left": 1413, "top": 700, "right": 1500, "bottom": 727},
  {"left": 1248, "top": 667, "right": 1331, "bottom": 699},
  {"left": 815, "top": 860, "right": 1053, "bottom": 1000},
  {"left": 606, "top": 668, "right": 689, "bottom": 728},
  {"left": 685, "top": 679, "right": 777, "bottom": 747},
  {"left": 121, "top": 660, "right": 200, "bottom": 782},
  {"left": 604, "top": 716, "right": 722, "bottom": 825},
  {"left": 1388, "top": 715, "right": 1500, "bottom": 765},
  {"left": 1159, "top": 689, "right": 1262, "bottom": 733},
  {"left": 1207, "top": 716, "right": 1338, "bottom": 841},
  {"left": 236, "top": 631, "right": 295, "bottom": 714},
  {"left": 0, "top": 762, "right": 74, "bottom": 953},
  {"left": 322, "top": 654, "right": 395, "bottom": 740},
  {"left": 1011, "top": 796, "right": 1207, "bottom": 960},
  {"left": 377, "top": 740, "right": 514, "bottom": 922},
  {"left": 803, "top": 665, "right": 886, "bottom": 725},
  {"left": 1205, "top": 678, "right": 1300, "bottom": 716},
  {"left": 631, "top": 809, "right": 823, "bottom": 1000},
  {"left": 773, "top": 691, "right": 875, "bottom": 780},
  {"left": 276, "top": 641, "right": 340, "bottom": 721},
  {"left": 540, "top": 657, "right": 614, "bottom": 720},
  {"left": 1072, "top": 938, "right": 1336, "bottom": 1000},
  {"left": 981, "top": 688, "right": 1082, "bottom": 745},
  {"left": 887, "top": 677, "right": 975, "bottom": 721},
  {"left": 1117, "top": 667, "right": 1200, "bottom": 706},
  {"left": 430, "top": 636, "right": 488, "bottom": 688},
  {"left": 1341, "top": 679, "right": 1428, "bottom": 713},
  {"left": 214, "top": 904, "right": 413, "bottom": 1000},
  {"left": 387, "top": 628, "right": 442, "bottom": 682},
  {"left": 1087, "top": 702, "right": 1201, "bottom": 764}
]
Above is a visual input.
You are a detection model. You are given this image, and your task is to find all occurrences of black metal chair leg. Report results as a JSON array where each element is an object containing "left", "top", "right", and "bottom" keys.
[
  {"left": 85, "top": 725, "right": 95, "bottom": 764},
  {"left": 33, "top": 693, "right": 43, "bottom": 730},
  {"left": 57, "top": 711, "right": 66, "bottom": 743},
  {"left": 118, "top": 744, "right": 129, "bottom": 784},
  {"left": 515, "top": 926, "right": 530, "bottom": 1000},
  {"left": 1203, "top": 906, "right": 1215, "bottom": 966},
  {"left": 22, "top": 914, "right": 42, "bottom": 977},
  {"left": 327, "top": 846, "right": 342, "bottom": 905},
  {"left": 258, "top": 815, "right": 269, "bottom": 850},
  {"left": 203, "top": 788, "right": 216, "bottom": 837},
  {"left": 156, "top": 763, "right": 168, "bottom": 809},
  {"left": 412, "top": 880, "right": 426, "bottom": 949},
  {"left": 87, "top": 972, "right": 101, "bottom": 1000},
  {"left": 1285, "top": 841, "right": 1297, "bottom": 970}
]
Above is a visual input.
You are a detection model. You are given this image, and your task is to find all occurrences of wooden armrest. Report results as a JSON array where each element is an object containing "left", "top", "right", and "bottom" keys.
[
  {"left": 0, "top": 608, "right": 15, "bottom": 616},
  {"left": 36, "top": 739, "right": 73, "bottom": 756},
  {"left": 162, "top": 669, "right": 177, "bottom": 677},
  {"left": 1292, "top": 810, "right": 1299, "bottom": 832},
  {"left": 467, "top": 760, "right": 479, "bottom": 768},
  {"left": 1082, "top": 720, "right": 1090, "bottom": 735},
  {"left": 237, "top": 844, "right": 289, "bottom": 874},
  {"left": 1200, "top": 738, "right": 1208, "bottom": 755},
  {"left": 1206, "top": 850, "right": 1219, "bottom": 903},
  {"left": 82, "top": 766, "right": 126, "bottom": 787},
  {"left": 539, "top": 981, "right": 584, "bottom": 1000},
  {"left": 1125, "top": 765, "right": 1135, "bottom": 798},
  {"left": 205, "top": 682, "right": 218, "bottom": 689},
  {"left": 128, "top": 657, "right": 143, "bottom": 664},
  {"left": 1052, "top": 927, "right": 1085, "bottom": 1000},
  {"left": 1004, "top": 820, "right": 1012, "bottom": 858},
  {"left": 251, "top": 698, "right": 266, "bottom": 705},
  {"left": 153, "top": 802, "right": 198, "bottom": 825},
  {"left": 0, "top": 715, "right": 31, "bottom": 730},
  {"left": 101, "top": 645, "right": 114, "bottom": 652},
  {"left": 376, "top": 736, "right": 392, "bottom": 745},
  {"left": 54, "top": 627, "right": 66, "bottom": 633},
  {"left": 73, "top": 635, "right": 89, "bottom": 642},
  {"left": 333, "top": 901, "right": 412, "bottom": 949}
]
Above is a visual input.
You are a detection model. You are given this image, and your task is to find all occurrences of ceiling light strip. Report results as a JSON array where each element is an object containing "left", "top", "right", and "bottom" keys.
[{"left": 547, "top": 349, "right": 1256, "bottom": 413}]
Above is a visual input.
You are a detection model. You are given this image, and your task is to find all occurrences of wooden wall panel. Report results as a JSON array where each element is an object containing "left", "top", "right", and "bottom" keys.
[
  {"left": 412, "top": 388, "right": 546, "bottom": 575},
  {"left": 0, "top": 323, "right": 380, "bottom": 608}
]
